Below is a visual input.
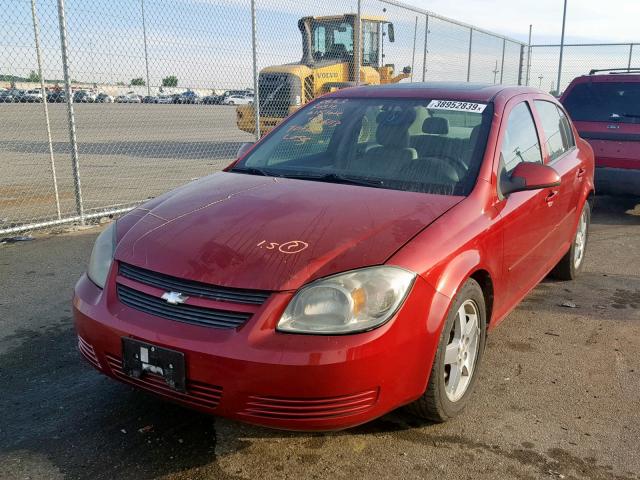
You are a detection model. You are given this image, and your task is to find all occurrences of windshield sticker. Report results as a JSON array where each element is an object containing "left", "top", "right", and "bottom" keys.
[{"left": 427, "top": 100, "right": 487, "bottom": 113}]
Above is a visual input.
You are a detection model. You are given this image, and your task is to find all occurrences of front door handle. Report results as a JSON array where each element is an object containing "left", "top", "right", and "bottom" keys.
[
  {"left": 577, "top": 167, "right": 586, "bottom": 179},
  {"left": 545, "top": 190, "right": 559, "bottom": 205}
]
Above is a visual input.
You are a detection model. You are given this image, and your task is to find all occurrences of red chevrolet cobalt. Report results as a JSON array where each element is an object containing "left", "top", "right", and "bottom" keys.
[{"left": 74, "top": 83, "right": 594, "bottom": 430}]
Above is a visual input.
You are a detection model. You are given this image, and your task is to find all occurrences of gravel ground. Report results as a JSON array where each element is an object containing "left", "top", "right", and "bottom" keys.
[{"left": 0, "top": 195, "right": 639, "bottom": 480}]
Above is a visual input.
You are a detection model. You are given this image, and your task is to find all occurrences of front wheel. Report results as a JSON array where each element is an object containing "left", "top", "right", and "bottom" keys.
[
  {"left": 551, "top": 200, "right": 591, "bottom": 280},
  {"left": 407, "top": 278, "right": 487, "bottom": 422}
]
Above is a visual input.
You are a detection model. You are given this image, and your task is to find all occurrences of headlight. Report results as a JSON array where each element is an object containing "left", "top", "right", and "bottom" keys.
[
  {"left": 87, "top": 222, "right": 116, "bottom": 288},
  {"left": 277, "top": 266, "right": 416, "bottom": 334}
]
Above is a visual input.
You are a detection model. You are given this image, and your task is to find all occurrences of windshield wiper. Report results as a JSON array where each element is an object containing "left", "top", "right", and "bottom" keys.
[
  {"left": 230, "top": 166, "right": 274, "bottom": 177},
  {"left": 280, "top": 172, "right": 386, "bottom": 188}
]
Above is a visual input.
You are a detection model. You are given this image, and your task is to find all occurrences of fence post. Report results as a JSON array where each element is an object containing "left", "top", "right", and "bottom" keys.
[
  {"left": 140, "top": 0, "right": 151, "bottom": 96},
  {"left": 410, "top": 16, "right": 417, "bottom": 82},
  {"left": 355, "top": 0, "right": 362, "bottom": 85},
  {"left": 526, "top": 24, "right": 532, "bottom": 85},
  {"left": 56, "top": 0, "right": 84, "bottom": 223},
  {"left": 556, "top": 0, "right": 568, "bottom": 94},
  {"left": 518, "top": 44, "right": 525, "bottom": 85},
  {"left": 628, "top": 44, "right": 634, "bottom": 70},
  {"left": 466, "top": 28, "right": 473, "bottom": 82},
  {"left": 422, "top": 14, "right": 429, "bottom": 82},
  {"left": 31, "top": 0, "right": 61, "bottom": 220},
  {"left": 499, "top": 38, "right": 506, "bottom": 84},
  {"left": 250, "top": 0, "right": 260, "bottom": 139}
]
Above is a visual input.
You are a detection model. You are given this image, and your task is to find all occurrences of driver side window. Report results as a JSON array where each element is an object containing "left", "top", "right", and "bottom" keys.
[{"left": 501, "top": 102, "right": 542, "bottom": 173}]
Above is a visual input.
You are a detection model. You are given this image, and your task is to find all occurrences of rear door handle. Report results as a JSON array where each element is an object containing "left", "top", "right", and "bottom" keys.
[{"left": 545, "top": 190, "right": 559, "bottom": 205}]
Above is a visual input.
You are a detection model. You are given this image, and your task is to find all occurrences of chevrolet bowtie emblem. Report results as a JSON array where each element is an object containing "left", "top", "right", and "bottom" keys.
[{"left": 161, "top": 291, "right": 189, "bottom": 305}]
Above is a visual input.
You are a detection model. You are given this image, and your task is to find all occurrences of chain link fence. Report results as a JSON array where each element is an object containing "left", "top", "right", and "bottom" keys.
[
  {"left": 528, "top": 42, "right": 639, "bottom": 95},
  {"left": 1, "top": 0, "right": 526, "bottom": 234}
]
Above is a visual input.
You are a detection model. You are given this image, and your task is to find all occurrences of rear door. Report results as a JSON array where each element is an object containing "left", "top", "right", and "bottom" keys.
[
  {"left": 497, "top": 98, "right": 560, "bottom": 304},
  {"left": 532, "top": 99, "right": 582, "bottom": 245},
  {"left": 561, "top": 78, "right": 640, "bottom": 171}
]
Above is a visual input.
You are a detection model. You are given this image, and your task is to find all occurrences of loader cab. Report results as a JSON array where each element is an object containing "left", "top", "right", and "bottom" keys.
[{"left": 299, "top": 15, "right": 390, "bottom": 69}]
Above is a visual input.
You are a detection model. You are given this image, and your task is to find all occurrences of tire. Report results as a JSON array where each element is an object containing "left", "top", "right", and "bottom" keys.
[
  {"left": 228, "top": 101, "right": 234, "bottom": 105},
  {"left": 407, "top": 278, "right": 487, "bottom": 422},
  {"left": 551, "top": 200, "right": 591, "bottom": 281}
]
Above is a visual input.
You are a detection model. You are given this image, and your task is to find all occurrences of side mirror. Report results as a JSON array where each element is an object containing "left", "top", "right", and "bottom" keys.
[
  {"left": 387, "top": 23, "right": 395, "bottom": 42},
  {"left": 501, "top": 162, "right": 561, "bottom": 196},
  {"left": 236, "top": 142, "right": 254, "bottom": 159}
]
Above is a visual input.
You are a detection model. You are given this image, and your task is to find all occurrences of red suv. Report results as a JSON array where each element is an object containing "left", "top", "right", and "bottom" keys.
[
  {"left": 74, "top": 83, "right": 594, "bottom": 431},
  {"left": 561, "top": 69, "right": 640, "bottom": 195}
]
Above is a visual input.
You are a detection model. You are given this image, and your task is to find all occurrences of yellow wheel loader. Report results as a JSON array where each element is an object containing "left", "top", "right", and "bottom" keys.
[{"left": 236, "top": 14, "right": 411, "bottom": 135}]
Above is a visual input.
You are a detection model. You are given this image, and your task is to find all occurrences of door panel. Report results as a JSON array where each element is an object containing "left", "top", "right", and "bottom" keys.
[{"left": 496, "top": 99, "right": 560, "bottom": 303}]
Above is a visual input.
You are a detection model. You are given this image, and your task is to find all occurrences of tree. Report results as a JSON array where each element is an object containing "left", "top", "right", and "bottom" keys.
[
  {"left": 162, "top": 75, "right": 178, "bottom": 87},
  {"left": 27, "top": 70, "right": 41, "bottom": 83},
  {"left": 130, "top": 77, "right": 146, "bottom": 86}
]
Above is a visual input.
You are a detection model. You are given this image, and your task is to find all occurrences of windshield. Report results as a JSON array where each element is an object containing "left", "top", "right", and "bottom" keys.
[
  {"left": 563, "top": 81, "right": 640, "bottom": 123},
  {"left": 312, "top": 20, "right": 354, "bottom": 61},
  {"left": 233, "top": 97, "right": 493, "bottom": 195}
]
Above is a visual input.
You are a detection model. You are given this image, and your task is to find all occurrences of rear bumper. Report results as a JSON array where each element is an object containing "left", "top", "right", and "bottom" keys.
[
  {"left": 595, "top": 167, "right": 640, "bottom": 196},
  {"left": 73, "top": 272, "right": 445, "bottom": 431}
]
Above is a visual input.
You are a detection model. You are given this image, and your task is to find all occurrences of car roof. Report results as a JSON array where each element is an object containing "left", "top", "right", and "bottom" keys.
[
  {"left": 568, "top": 73, "right": 640, "bottom": 83},
  {"left": 327, "top": 82, "right": 539, "bottom": 102}
]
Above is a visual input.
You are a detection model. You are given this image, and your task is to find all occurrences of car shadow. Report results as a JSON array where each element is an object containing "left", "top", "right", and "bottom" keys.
[
  {"left": 0, "top": 324, "right": 425, "bottom": 480},
  {"left": 591, "top": 194, "right": 640, "bottom": 225}
]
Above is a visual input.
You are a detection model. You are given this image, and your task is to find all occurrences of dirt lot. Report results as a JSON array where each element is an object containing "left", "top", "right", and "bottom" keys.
[{"left": 0, "top": 195, "right": 639, "bottom": 480}]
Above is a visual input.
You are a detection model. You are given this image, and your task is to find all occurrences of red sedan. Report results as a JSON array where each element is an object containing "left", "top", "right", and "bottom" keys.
[{"left": 74, "top": 83, "right": 594, "bottom": 431}]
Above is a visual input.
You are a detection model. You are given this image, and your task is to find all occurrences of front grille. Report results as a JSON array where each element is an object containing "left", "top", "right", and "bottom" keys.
[
  {"left": 240, "top": 389, "right": 379, "bottom": 421},
  {"left": 106, "top": 354, "right": 223, "bottom": 409},
  {"left": 119, "top": 262, "right": 270, "bottom": 305},
  {"left": 259, "top": 73, "right": 295, "bottom": 118},
  {"left": 117, "top": 284, "right": 251, "bottom": 329}
]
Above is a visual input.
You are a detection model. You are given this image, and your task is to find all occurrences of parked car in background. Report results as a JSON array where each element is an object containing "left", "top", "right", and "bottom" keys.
[
  {"left": 95, "top": 93, "right": 114, "bottom": 103},
  {"left": 561, "top": 68, "right": 640, "bottom": 196},
  {"left": 74, "top": 83, "right": 594, "bottom": 431},
  {"left": 115, "top": 93, "right": 142, "bottom": 103},
  {"left": 223, "top": 93, "right": 253, "bottom": 105},
  {"left": 143, "top": 95, "right": 158, "bottom": 104},
  {"left": 21, "top": 89, "right": 44, "bottom": 103},
  {"left": 202, "top": 94, "right": 224, "bottom": 105},
  {"left": 176, "top": 90, "right": 201, "bottom": 104},
  {"left": 73, "top": 90, "right": 97, "bottom": 103},
  {"left": 156, "top": 95, "right": 174, "bottom": 104},
  {"left": 47, "top": 91, "right": 67, "bottom": 103},
  {"left": 0, "top": 89, "right": 18, "bottom": 103}
]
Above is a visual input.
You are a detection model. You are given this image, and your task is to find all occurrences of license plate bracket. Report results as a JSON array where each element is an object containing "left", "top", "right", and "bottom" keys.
[{"left": 121, "top": 337, "right": 186, "bottom": 392}]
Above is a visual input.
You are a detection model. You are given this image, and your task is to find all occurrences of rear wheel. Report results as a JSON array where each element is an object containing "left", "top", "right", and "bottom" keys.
[
  {"left": 407, "top": 278, "right": 487, "bottom": 422},
  {"left": 551, "top": 200, "right": 590, "bottom": 280}
]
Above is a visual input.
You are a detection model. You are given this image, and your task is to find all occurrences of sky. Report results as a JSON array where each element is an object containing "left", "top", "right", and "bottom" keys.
[
  {"left": 403, "top": 0, "right": 640, "bottom": 44},
  {"left": 2, "top": 0, "right": 638, "bottom": 93}
]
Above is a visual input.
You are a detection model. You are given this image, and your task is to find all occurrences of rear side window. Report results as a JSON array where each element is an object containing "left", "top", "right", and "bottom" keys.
[
  {"left": 534, "top": 100, "right": 573, "bottom": 162},
  {"left": 562, "top": 82, "right": 640, "bottom": 123},
  {"left": 557, "top": 107, "right": 575, "bottom": 149},
  {"left": 501, "top": 102, "right": 542, "bottom": 173}
]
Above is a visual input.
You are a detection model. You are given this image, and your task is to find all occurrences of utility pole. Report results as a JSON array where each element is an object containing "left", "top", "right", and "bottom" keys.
[
  {"left": 557, "top": 0, "right": 568, "bottom": 95},
  {"left": 492, "top": 60, "right": 499, "bottom": 84},
  {"left": 538, "top": 74, "right": 544, "bottom": 88}
]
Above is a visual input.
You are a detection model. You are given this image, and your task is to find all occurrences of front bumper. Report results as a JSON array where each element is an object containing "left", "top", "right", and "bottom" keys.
[{"left": 73, "top": 271, "right": 447, "bottom": 431}]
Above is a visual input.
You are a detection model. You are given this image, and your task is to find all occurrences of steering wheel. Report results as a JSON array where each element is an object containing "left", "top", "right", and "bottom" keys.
[
  {"left": 427, "top": 154, "right": 468, "bottom": 179},
  {"left": 398, "top": 157, "right": 460, "bottom": 185}
]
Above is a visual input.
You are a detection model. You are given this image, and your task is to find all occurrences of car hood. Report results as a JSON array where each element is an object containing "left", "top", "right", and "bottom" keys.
[{"left": 115, "top": 172, "right": 462, "bottom": 291}]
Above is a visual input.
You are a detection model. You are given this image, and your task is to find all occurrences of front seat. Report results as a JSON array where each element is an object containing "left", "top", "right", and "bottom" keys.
[{"left": 355, "top": 109, "right": 418, "bottom": 176}]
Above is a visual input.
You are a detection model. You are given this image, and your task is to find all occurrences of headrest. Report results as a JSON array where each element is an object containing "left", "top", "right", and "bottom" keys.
[
  {"left": 422, "top": 116, "right": 449, "bottom": 135},
  {"left": 375, "top": 109, "right": 416, "bottom": 148}
]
